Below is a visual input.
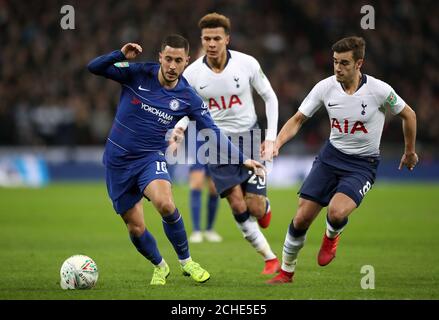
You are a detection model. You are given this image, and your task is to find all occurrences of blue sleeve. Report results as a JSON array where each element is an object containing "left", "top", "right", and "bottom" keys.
[
  {"left": 87, "top": 50, "right": 140, "bottom": 84},
  {"left": 188, "top": 100, "right": 218, "bottom": 131},
  {"left": 189, "top": 99, "right": 248, "bottom": 164}
]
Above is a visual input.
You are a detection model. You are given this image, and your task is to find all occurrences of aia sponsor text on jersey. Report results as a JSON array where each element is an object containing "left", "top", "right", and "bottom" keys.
[
  {"left": 208, "top": 95, "right": 242, "bottom": 110},
  {"left": 331, "top": 118, "right": 368, "bottom": 134}
]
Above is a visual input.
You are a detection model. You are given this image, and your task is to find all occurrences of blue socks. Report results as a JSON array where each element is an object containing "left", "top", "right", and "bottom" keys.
[
  {"left": 207, "top": 194, "right": 219, "bottom": 230},
  {"left": 162, "top": 209, "right": 190, "bottom": 260},
  {"left": 130, "top": 209, "right": 191, "bottom": 264},
  {"left": 289, "top": 222, "right": 308, "bottom": 238},
  {"left": 327, "top": 215, "right": 348, "bottom": 230},
  {"left": 191, "top": 190, "right": 219, "bottom": 231},
  {"left": 190, "top": 190, "right": 202, "bottom": 231},
  {"left": 233, "top": 210, "right": 250, "bottom": 223},
  {"left": 130, "top": 229, "right": 163, "bottom": 265}
]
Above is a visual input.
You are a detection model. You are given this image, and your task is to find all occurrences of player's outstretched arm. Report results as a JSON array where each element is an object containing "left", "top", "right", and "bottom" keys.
[
  {"left": 87, "top": 43, "right": 142, "bottom": 82},
  {"left": 397, "top": 104, "right": 418, "bottom": 171},
  {"left": 273, "top": 111, "right": 308, "bottom": 157}
]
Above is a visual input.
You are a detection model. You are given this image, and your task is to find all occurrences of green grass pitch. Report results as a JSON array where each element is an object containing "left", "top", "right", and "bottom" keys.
[{"left": 0, "top": 182, "right": 438, "bottom": 300}]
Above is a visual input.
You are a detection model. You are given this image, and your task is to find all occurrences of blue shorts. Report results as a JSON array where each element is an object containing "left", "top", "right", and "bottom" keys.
[
  {"left": 208, "top": 164, "right": 267, "bottom": 198},
  {"left": 207, "top": 127, "right": 266, "bottom": 198},
  {"left": 299, "top": 141, "right": 380, "bottom": 207},
  {"left": 104, "top": 151, "right": 171, "bottom": 214}
]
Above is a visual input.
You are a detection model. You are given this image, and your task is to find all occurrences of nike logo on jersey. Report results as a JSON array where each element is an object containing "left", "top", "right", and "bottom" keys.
[
  {"left": 155, "top": 171, "right": 167, "bottom": 175},
  {"left": 199, "top": 85, "right": 208, "bottom": 90},
  {"left": 138, "top": 85, "right": 150, "bottom": 91},
  {"left": 328, "top": 102, "right": 338, "bottom": 107}
]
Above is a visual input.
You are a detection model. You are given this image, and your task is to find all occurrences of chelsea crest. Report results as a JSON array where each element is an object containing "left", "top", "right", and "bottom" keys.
[{"left": 169, "top": 99, "right": 180, "bottom": 111}]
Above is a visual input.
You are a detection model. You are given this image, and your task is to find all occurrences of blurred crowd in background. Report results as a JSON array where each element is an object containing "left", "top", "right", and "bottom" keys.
[{"left": 0, "top": 0, "right": 437, "bottom": 157}]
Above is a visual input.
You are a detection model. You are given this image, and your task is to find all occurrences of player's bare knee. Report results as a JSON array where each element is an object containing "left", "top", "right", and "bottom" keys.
[
  {"left": 226, "top": 190, "right": 247, "bottom": 213},
  {"left": 155, "top": 199, "right": 176, "bottom": 216},
  {"left": 189, "top": 171, "right": 204, "bottom": 190},
  {"left": 189, "top": 180, "right": 204, "bottom": 190},
  {"left": 227, "top": 196, "right": 246, "bottom": 213},
  {"left": 230, "top": 200, "right": 247, "bottom": 214},
  {"left": 327, "top": 206, "right": 349, "bottom": 224},
  {"left": 126, "top": 222, "right": 145, "bottom": 237},
  {"left": 294, "top": 207, "right": 317, "bottom": 229},
  {"left": 294, "top": 200, "right": 319, "bottom": 229}
]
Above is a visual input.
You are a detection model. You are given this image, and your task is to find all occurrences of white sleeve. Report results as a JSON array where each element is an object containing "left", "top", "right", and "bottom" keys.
[
  {"left": 249, "top": 57, "right": 278, "bottom": 141},
  {"left": 298, "top": 81, "right": 326, "bottom": 117},
  {"left": 174, "top": 116, "right": 190, "bottom": 130},
  {"left": 183, "top": 63, "right": 197, "bottom": 87},
  {"left": 372, "top": 79, "right": 406, "bottom": 115}
]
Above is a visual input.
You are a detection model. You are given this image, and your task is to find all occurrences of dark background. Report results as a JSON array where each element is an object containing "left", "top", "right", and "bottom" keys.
[{"left": 1, "top": 0, "right": 437, "bottom": 158}]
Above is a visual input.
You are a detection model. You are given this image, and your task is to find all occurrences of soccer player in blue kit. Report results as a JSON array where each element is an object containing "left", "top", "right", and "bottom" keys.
[{"left": 87, "top": 34, "right": 265, "bottom": 285}]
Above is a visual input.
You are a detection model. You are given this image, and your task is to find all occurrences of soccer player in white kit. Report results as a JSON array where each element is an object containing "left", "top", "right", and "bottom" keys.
[
  {"left": 267, "top": 36, "right": 418, "bottom": 284},
  {"left": 174, "top": 13, "right": 280, "bottom": 274}
]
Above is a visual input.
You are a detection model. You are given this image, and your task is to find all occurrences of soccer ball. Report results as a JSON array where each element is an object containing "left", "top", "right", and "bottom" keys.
[{"left": 60, "top": 255, "right": 99, "bottom": 290}]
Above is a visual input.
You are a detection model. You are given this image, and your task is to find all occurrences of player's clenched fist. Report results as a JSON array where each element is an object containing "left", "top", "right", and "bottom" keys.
[{"left": 121, "top": 43, "right": 143, "bottom": 59}]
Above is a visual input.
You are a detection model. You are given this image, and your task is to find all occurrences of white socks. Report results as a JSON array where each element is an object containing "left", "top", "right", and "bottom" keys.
[
  {"left": 236, "top": 217, "right": 276, "bottom": 261},
  {"left": 281, "top": 231, "right": 306, "bottom": 273},
  {"left": 178, "top": 257, "right": 192, "bottom": 266},
  {"left": 157, "top": 258, "right": 168, "bottom": 268}
]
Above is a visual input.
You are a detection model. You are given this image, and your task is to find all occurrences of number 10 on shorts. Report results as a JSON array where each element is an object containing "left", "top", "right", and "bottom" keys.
[{"left": 358, "top": 181, "right": 371, "bottom": 197}]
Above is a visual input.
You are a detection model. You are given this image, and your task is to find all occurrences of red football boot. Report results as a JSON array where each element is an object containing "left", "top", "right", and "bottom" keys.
[
  {"left": 257, "top": 201, "right": 272, "bottom": 229},
  {"left": 262, "top": 257, "right": 281, "bottom": 275},
  {"left": 266, "top": 269, "right": 294, "bottom": 284},
  {"left": 317, "top": 233, "right": 340, "bottom": 266}
]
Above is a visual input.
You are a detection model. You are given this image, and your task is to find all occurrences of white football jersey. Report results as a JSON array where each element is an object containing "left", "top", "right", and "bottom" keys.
[
  {"left": 183, "top": 50, "right": 277, "bottom": 139},
  {"left": 299, "top": 75, "right": 406, "bottom": 156}
]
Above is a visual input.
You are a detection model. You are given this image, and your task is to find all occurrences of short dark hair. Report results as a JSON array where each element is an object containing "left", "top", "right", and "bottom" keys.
[
  {"left": 160, "top": 34, "right": 189, "bottom": 54},
  {"left": 198, "top": 12, "right": 231, "bottom": 34},
  {"left": 332, "top": 36, "right": 366, "bottom": 61}
]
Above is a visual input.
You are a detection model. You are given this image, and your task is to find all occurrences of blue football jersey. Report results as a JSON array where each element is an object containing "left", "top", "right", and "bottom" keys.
[{"left": 88, "top": 50, "right": 231, "bottom": 167}]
